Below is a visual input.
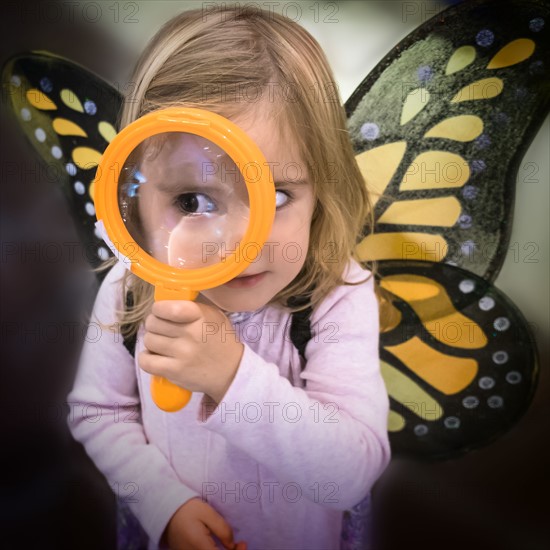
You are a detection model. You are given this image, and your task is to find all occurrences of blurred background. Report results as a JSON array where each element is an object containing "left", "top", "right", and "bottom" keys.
[{"left": 1, "top": 1, "right": 548, "bottom": 549}]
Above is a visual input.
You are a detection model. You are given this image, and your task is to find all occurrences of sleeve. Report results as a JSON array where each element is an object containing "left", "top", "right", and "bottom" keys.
[
  {"left": 197, "top": 264, "right": 391, "bottom": 510},
  {"left": 66, "top": 262, "right": 200, "bottom": 546}
]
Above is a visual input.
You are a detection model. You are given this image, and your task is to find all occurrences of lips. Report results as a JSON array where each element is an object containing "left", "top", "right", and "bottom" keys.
[
  {"left": 236, "top": 273, "right": 262, "bottom": 279},
  {"left": 225, "top": 271, "right": 267, "bottom": 288}
]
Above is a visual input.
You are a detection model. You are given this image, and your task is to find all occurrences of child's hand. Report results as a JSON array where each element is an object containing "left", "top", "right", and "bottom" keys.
[
  {"left": 139, "top": 300, "right": 244, "bottom": 403},
  {"left": 162, "top": 498, "right": 247, "bottom": 550}
]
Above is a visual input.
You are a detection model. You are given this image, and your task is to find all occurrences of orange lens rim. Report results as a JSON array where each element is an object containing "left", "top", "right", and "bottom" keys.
[{"left": 94, "top": 107, "right": 276, "bottom": 291}]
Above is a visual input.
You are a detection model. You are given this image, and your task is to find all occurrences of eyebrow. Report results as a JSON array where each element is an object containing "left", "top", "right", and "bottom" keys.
[
  {"left": 274, "top": 179, "right": 309, "bottom": 187},
  {"left": 155, "top": 181, "right": 225, "bottom": 195}
]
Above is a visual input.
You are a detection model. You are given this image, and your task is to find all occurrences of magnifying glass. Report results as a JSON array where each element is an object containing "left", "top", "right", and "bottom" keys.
[{"left": 93, "top": 108, "right": 276, "bottom": 412}]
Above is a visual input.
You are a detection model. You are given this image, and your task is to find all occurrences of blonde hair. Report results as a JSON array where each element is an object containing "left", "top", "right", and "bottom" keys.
[{"left": 102, "top": 5, "right": 378, "bottom": 338}]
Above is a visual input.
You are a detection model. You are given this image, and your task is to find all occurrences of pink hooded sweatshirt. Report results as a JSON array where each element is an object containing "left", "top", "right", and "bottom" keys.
[{"left": 67, "top": 258, "right": 391, "bottom": 549}]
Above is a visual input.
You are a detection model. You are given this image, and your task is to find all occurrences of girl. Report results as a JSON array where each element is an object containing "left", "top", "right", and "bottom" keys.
[{"left": 67, "top": 5, "right": 391, "bottom": 550}]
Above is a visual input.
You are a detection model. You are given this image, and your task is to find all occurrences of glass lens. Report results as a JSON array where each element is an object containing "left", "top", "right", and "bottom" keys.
[{"left": 117, "top": 132, "right": 250, "bottom": 269}]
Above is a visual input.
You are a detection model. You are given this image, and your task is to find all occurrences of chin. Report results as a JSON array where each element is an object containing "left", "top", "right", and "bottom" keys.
[
  {"left": 219, "top": 295, "right": 270, "bottom": 313},
  {"left": 202, "top": 287, "right": 274, "bottom": 313}
]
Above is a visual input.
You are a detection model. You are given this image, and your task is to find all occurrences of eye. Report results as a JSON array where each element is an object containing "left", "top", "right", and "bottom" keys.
[
  {"left": 275, "top": 190, "right": 293, "bottom": 209},
  {"left": 175, "top": 193, "right": 217, "bottom": 216}
]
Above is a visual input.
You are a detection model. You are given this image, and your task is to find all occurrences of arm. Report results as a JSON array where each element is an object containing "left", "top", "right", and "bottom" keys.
[
  {"left": 66, "top": 263, "right": 200, "bottom": 546},
  {"left": 197, "top": 269, "right": 391, "bottom": 510}
]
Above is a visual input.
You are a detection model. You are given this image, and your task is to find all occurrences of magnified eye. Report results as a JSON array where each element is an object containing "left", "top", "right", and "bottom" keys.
[
  {"left": 175, "top": 193, "right": 217, "bottom": 216},
  {"left": 275, "top": 190, "right": 293, "bottom": 209}
]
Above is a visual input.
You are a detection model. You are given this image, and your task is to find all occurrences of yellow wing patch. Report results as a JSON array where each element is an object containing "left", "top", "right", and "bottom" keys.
[
  {"left": 385, "top": 337, "right": 478, "bottom": 395},
  {"left": 388, "top": 410, "right": 406, "bottom": 432},
  {"left": 355, "top": 142, "right": 407, "bottom": 208},
  {"left": 26, "top": 89, "right": 56, "bottom": 110},
  {"left": 401, "top": 89, "right": 430, "bottom": 125},
  {"left": 380, "top": 274, "right": 488, "bottom": 349},
  {"left": 357, "top": 232, "right": 448, "bottom": 262},
  {"left": 424, "top": 115, "right": 483, "bottom": 142},
  {"left": 401, "top": 151, "right": 470, "bottom": 190},
  {"left": 451, "top": 77, "right": 503, "bottom": 102},
  {"left": 445, "top": 45, "right": 476, "bottom": 75},
  {"left": 60, "top": 88, "right": 84, "bottom": 112},
  {"left": 381, "top": 360, "right": 444, "bottom": 423},
  {"left": 72, "top": 147, "right": 102, "bottom": 170},
  {"left": 377, "top": 197, "right": 461, "bottom": 227},
  {"left": 98, "top": 121, "right": 117, "bottom": 143},
  {"left": 52, "top": 118, "right": 87, "bottom": 137},
  {"left": 487, "top": 38, "right": 535, "bottom": 69}
]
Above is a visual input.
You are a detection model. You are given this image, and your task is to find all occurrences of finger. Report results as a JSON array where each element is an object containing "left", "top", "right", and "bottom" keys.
[
  {"left": 216, "top": 534, "right": 237, "bottom": 550},
  {"left": 202, "top": 509, "right": 235, "bottom": 550},
  {"left": 144, "top": 313, "right": 184, "bottom": 338},
  {"left": 152, "top": 300, "right": 203, "bottom": 324},
  {"left": 192, "top": 522, "right": 218, "bottom": 550},
  {"left": 138, "top": 350, "right": 178, "bottom": 377},
  {"left": 142, "top": 332, "right": 178, "bottom": 357}
]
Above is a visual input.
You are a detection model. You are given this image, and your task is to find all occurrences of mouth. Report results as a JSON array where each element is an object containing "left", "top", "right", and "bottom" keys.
[{"left": 225, "top": 271, "right": 267, "bottom": 289}]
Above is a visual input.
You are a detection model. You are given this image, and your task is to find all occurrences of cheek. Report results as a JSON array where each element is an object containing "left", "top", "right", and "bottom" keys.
[
  {"left": 134, "top": 192, "right": 172, "bottom": 263},
  {"left": 275, "top": 212, "right": 311, "bottom": 246},
  {"left": 272, "top": 202, "right": 312, "bottom": 239},
  {"left": 269, "top": 226, "right": 310, "bottom": 275},
  {"left": 136, "top": 187, "right": 156, "bottom": 232}
]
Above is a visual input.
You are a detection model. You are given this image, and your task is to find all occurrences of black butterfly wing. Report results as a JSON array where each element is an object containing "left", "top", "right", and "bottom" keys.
[
  {"left": 347, "top": 0, "right": 550, "bottom": 281},
  {"left": 344, "top": 0, "right": 549, "bottom": 458},
  {"left": 2, "top": 51, "right": 123, "bottom": 270},
  {"left": 376, "top": 260, "right": 538, "bottom": 459}
]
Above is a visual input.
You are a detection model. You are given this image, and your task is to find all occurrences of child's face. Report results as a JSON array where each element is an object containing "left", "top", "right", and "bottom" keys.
[
  {"left": 131, "top": 103, "right": 315, "bottom": 313},
  {"left": 199, "top": 107, "right": 316, "bottom": 312}
]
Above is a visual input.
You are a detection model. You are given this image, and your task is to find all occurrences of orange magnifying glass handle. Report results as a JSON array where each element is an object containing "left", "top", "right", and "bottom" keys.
[{"left": 150, "top": 286, "right": 199, "bottom": 412}]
